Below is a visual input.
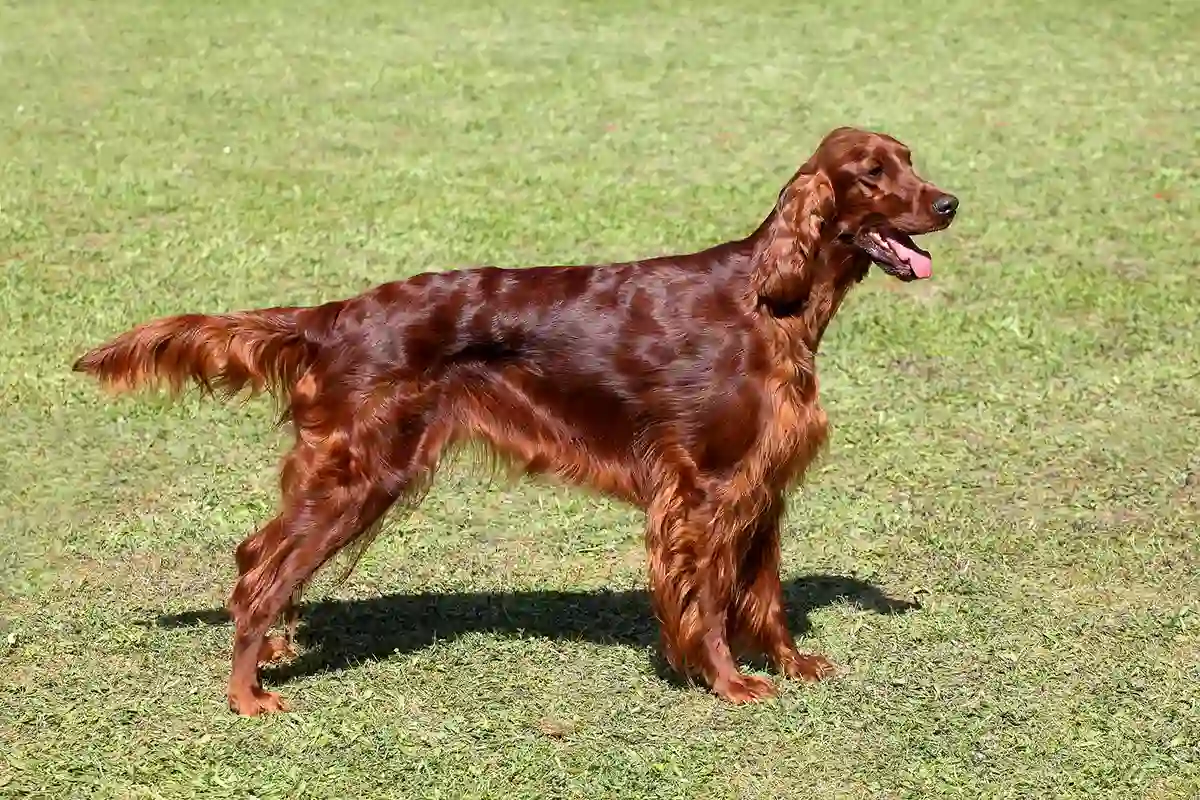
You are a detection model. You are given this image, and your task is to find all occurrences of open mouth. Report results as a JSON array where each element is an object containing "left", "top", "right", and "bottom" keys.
[{"left": 853, "top": 228, "right": 934, "bottom": 281}]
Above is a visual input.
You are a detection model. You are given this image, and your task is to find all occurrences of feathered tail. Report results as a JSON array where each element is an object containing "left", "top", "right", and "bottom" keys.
[{"left": 72, "top": 306, "right": 320, "bottom": 402}]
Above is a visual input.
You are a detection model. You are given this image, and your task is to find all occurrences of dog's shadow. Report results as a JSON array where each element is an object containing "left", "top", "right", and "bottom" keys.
[{"left": 153, "top": 575, "right": 918, "bottom": 686}]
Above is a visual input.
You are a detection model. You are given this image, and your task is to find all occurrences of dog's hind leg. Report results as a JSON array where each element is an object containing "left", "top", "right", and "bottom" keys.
[
  {"left": 230, "top": 442, "right": 345, "bottom": 667},
  {"left": 231, "top": 517, "right": 301, "bottom": 666},
  {"left": 224, "top": 407, "right": 451, "bottom": 716}
]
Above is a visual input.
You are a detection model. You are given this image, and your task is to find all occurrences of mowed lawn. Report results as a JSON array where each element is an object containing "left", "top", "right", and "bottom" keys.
[{"left": 1, "top": 0, "right": 1198, "bottom": 797}]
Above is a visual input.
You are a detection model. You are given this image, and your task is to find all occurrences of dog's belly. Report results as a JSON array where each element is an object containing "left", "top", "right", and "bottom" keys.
[{"left": 440, "top": 364, "right": 648, "bottom": 506}]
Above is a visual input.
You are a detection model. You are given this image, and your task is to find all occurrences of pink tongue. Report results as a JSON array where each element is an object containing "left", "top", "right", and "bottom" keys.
[{"left": 884, "top": 234, "right": 933, "bottom": 279}]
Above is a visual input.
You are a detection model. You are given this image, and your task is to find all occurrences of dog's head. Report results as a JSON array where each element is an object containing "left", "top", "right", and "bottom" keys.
[{"left": 775, "top": 127, "right": 958, "bottom": 282}]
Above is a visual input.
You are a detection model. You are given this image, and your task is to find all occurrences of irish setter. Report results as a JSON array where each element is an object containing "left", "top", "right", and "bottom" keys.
[{"left": 74, "top": 127, "right": 958, "bottom": 715}]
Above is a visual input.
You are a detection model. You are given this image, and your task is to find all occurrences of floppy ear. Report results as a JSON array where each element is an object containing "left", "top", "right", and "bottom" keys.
[
  {"left": 778, "top": 167, "right": 835, "bottom": 261},
  {"left": 751, "top": 166, "right": 836, "bottom": 303}
]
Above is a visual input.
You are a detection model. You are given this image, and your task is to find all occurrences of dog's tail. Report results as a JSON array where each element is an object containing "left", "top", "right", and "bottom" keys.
[{"left": 72, "top": 306, "right": 323, "bottom": 403}]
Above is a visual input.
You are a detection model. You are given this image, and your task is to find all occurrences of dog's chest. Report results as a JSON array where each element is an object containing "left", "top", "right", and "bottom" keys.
[{"left": 745, "top": 375, "right": 829, "bottom": 490}]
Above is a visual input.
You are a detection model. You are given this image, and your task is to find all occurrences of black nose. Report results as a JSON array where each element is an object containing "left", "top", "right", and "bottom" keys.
[{"left": 932, "top": 194, "right": 959, "bottom": 216}]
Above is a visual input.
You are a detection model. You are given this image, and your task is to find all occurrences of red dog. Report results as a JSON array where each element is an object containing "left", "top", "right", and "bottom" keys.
[{"left": 75, "top": 127, "right": 958, "bottom": 715}]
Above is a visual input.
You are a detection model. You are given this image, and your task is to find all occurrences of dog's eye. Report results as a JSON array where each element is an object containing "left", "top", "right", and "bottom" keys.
[{"left": 866, "top": 164, "right": 884, "bottom": 179}]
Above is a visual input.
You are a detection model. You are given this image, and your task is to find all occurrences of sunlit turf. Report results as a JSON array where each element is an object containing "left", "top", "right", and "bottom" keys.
[{"left": 1, "top": 0, "right": 1198, "bottom": 797}]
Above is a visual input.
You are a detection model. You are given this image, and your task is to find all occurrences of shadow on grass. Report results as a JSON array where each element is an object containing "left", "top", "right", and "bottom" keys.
[{"left": 152, "top": 575, "right": 918, "bottom": 686}]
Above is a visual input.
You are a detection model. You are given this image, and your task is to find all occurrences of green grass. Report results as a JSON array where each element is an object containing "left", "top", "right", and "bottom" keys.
[{"left": 2, "top": 0, "right": 1198, "bottom": 797}]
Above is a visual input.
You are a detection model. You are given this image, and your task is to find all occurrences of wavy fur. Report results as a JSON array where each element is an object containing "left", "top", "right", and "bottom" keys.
[{"left": 74, "top": 126, "right": 958, "bottom": 715}]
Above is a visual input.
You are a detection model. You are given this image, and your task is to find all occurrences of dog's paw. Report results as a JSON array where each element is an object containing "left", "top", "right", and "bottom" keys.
[{"left": 713, "top": 672, "right": 779, "bottom": 704}]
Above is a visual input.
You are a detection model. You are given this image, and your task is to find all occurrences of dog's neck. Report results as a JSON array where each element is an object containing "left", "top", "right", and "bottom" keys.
[{"left": 745, "top": 210, "right": 870, "bottom": 358}]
